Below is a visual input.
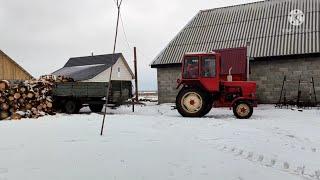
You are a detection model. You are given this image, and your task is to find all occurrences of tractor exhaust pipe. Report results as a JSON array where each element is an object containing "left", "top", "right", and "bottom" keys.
[{"left": 227, "top": 67, "right": 233, "bottom": 82}]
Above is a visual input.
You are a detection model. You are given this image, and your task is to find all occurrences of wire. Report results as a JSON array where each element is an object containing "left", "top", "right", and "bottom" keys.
[
  {"left": 119, "top": 12, "right": 132, "bottom": 50},
  {"left": 119, "top": 12, "right": 154, "bottom": 62}
]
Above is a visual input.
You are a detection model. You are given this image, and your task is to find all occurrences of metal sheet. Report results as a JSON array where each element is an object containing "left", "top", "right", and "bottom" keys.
[{"left": 152, "top": 0, "right": 320, "bottom": 66}]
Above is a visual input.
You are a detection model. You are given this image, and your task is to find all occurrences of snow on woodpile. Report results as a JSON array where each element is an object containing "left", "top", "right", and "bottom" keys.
[{"left": 0, "top": 75, "right": 73, "bottom": 120}]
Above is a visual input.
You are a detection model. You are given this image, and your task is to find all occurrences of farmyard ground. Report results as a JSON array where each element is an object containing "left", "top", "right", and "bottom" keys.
[{"left": 0, "top": 104, "right": 320, "bottom": 180}]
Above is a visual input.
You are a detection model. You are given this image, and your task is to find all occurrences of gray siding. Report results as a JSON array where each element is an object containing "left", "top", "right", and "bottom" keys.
[
  {"left": 157, "top": 56, "right": 320, "bottom": 104},
  {"left": 152, "top": 0, "right": 320, "bottom": 66}
]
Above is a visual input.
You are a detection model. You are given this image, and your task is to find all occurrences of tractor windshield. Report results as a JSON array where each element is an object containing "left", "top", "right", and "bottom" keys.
[
  {"left": 183, "top": 56, "right": 199, "bottom": 79},
  {"left": 201, "top": 56, "right": 216, "bottom": 77}
]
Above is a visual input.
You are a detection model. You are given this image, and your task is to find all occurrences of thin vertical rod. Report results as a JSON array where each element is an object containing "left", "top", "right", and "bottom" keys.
[
  {"left": 101, "top": 0, "right": 123, "bottom": 136},
  {"left": 134, "top": 47, "right": 138, "bottom": 102}
]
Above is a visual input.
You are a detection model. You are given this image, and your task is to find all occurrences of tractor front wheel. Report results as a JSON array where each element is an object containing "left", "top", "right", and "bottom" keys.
[
  {"left": 233, "top": 101, "right": 253, "bottom": 119},
  {"left": 176, "top": 88, "right": 208, "bottom": 117}
]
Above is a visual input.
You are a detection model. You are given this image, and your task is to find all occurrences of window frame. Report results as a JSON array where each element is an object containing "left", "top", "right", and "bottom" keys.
[
  {"left": 200, "top": 55, "right": 216, "bottom": 78},
  {"left": 182, "top": 56, "right": 200, "bottom": 79}
]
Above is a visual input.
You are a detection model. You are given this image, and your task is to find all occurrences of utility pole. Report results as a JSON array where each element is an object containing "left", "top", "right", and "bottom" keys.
[
  {"left": 134, "top": 47, "right": 139, "bottom": 102},
  {"left": 100, "top": 0, "right": 123, "bottom": 136}
]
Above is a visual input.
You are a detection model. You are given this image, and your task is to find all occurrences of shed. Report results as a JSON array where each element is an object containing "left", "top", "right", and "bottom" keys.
[
  {"left": 0, "top": 50, "right": 33, "bottom": 80},
  {"left": 151, "top": 0, "right": 320, "bottom": 104}
]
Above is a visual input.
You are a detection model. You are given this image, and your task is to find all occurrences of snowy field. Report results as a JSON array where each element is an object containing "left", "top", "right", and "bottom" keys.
[{"left": 0, "top": 104, "right": 320, "bottom": 180}]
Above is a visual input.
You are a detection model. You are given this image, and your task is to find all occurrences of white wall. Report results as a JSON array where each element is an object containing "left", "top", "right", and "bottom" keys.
[{"left": 82, "top": 57, "right": 133, "bottom": 82}]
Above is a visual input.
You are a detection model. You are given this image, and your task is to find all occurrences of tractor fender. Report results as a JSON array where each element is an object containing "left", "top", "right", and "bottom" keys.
[{"left": 230, "top": 97, "right": 255, "bottom": 110}]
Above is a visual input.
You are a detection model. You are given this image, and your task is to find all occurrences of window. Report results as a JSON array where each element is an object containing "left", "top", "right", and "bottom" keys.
[
  {"left": 117, "top": 67, "right": 121, "bottom": 78},
  {"left": 201, "top": 56, "right": 216, "bottom": 77},
  {"left": 183, "top": 56, "right": 199, "bottom": 79}
]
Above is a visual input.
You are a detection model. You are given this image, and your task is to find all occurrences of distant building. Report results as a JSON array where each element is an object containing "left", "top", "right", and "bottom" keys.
[
  {"left": 151, "top": 0, "right": 320, "bottom": 104},
  {"left": 53, "top": 53, "right": 134, "bottom": 82},
  {"left": 0, "top": 50, "right": 33, "bottom": 80}
]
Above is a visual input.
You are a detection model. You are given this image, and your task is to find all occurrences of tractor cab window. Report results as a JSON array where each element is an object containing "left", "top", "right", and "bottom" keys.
[
  {"left": 201, "top": 56, "right": 216, "bottom": 77},
  {"left": 183, "top": 56, "right": 199, "bottom": 79}
]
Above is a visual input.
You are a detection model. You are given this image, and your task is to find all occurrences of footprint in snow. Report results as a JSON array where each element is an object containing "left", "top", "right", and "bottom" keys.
[
  {"left": 0, "top": 168, "right": 8, "bottom": 174},
  {"left": 270, "top": 159, "right": 276, "bottom": 166},
  {"left": 283, "top": 162, "right": 290, "bottom": 169},
  {"left": 258, "top": 155, "right": 264, "bottom": 162},
  {"left": 64, "top": 139, "right": 86, "bottom": 143}
]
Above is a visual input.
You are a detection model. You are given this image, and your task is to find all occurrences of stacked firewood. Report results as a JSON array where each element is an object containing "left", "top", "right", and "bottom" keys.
[{"left": 0, "top": 76, "right": 73, "bottom": 120}]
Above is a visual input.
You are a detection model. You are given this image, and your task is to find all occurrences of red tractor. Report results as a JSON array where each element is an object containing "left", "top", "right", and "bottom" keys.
[{"left": 176, "top": 50, "right": 257, "bottom": 119}]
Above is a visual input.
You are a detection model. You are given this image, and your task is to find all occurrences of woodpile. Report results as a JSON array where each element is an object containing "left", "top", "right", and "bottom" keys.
[{"left": 0, "top": 75, "right": 73, "bottom": 120}]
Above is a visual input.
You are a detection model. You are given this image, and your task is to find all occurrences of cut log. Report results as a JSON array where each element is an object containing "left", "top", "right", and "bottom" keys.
[
  {"left": 14, "top": 93, "right": 21, "bottom": 99},
  {"left": 0, "top": 111, "right": 9, "bottom": 120},
  {"left": 0, "top": 80, "right": 9, "bottom": 91},
  {"left": 11, "top": 113, "right": 22, "bottom": 120}
]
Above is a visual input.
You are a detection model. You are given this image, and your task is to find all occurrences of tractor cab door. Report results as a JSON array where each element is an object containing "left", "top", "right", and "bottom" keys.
[{"left": 199, "top": 55, "right": 220, "bottom": 92}]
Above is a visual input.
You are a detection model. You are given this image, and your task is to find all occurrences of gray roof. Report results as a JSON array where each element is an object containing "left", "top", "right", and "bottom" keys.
[
  {"left": 52, "top": 53, "right": 123, "bottom": 81},
  {"left": 151, "top": 0, "right": 320, "bottom": 67}
]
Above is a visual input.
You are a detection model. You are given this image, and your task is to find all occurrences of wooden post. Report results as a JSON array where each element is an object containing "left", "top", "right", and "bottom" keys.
[
  {"left": 100, "top": 0, "right": 123, "bottom": 136},
  {"left": 134, "top": 47, "right": 139, "bottom": 102},
  {"left": 132, "top": 98, "right": 135, "bottom": 112}
]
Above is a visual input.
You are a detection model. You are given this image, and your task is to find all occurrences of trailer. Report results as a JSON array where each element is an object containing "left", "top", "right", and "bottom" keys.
[{"left": 52, "top": 81, "right": 132, "bottom": 114}]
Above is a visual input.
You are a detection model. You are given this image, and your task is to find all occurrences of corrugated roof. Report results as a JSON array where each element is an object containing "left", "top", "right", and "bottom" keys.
[
  {"left": 151, "top": 0, "right": 320, "bottom": 67},
  {"left": 52, "top": 53, "right": 123, "bottom": 81},
  {"left": 64, "top": 53, "right": 122, "bottom": 67},
  {"left": 52, "top": 64, "right": 109, "bottom": 81}
]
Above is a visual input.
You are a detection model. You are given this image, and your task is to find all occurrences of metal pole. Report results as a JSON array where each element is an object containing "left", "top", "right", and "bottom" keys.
[
  {"left": 246, "top": 42, "right": 251, "bottom": 81},
  {"left": 100, "top": 0, "right": 123, "bottom": 136},
  {"left": 134, "top": 47, "right": 138, "bottom": 102}
]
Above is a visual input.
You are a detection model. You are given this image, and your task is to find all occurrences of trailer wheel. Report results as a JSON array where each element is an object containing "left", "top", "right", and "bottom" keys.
[
  {"left": 64, "top": 100, "right": 80, "bottom": 114},
  {"left": 233, "top": 101, "right": 253, "bottom": 119},
  {"left": 89, "top": 104, "right": 103, "bottom": 113},
  {"left": 176, "top": 88, "right": 208, "bottom": 117}
]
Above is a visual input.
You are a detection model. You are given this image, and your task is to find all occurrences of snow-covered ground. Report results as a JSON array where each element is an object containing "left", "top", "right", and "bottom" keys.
[{"left": 0, "top": 104, "right": 320, "bottom": 180}]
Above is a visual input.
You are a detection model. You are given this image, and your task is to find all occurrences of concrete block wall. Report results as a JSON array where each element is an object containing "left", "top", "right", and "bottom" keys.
[
  {"left": 157, "top": 66, "right": 181, "bottom": 104},
  {"left": 156, "top": 55, "right": 320, "bottom": 104},
  {"left": 250, "top": 56, "right": 320, "bottom": 104}
]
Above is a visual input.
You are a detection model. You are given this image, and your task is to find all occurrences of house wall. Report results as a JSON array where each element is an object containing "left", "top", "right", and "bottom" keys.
[
  {"left": 156, "top": 56, "right": 320, "bottom": 104},
  {"left": 0, "top": 52, "right": 32, "bottom": 80},
  {"left": 82, "top": 57, "right": 133, "bottom": 82}
]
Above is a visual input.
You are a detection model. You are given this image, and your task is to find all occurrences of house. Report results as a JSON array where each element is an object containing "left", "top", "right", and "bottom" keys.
[
  {"left": 53, "top": 53, "right": 134, "bottom": 82},
  {"left": 0, "top": 50, "right": 33, "bottom": 80},
  {"left": 151, "top": 0, "right": 320, "bottom": 104}
]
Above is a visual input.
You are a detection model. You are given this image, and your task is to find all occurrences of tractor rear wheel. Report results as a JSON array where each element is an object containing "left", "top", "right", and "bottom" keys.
[
  {"left": 176, "top": 88, "right": 208, "bottom": 117},
  {"left": 233, "top": 101, "right": 253, "bottom": 119},
  {"left": 201, "top": 99, "right": 213, "bottom": 117}
]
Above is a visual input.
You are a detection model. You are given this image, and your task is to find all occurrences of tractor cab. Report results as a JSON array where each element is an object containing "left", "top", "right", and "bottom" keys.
[{"left": 181, "top": 52, "right": 220, "bottom": 92}]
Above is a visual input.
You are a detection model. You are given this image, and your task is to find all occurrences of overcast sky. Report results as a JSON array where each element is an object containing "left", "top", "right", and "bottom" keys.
[{"left": 0, "top": 0, "right": 259, "bottom": 90}]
